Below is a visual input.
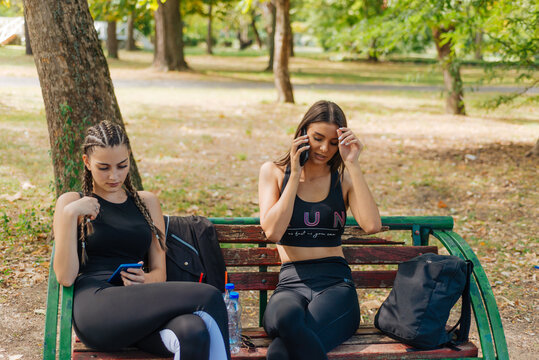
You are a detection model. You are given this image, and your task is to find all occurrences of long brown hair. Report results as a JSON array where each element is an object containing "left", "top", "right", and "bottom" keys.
[
  {"left": 275, "top": 100, "right": 348, "bottom": 175},
  {"left": 79, "top": 120, "right": 165, "bottom": 264}
]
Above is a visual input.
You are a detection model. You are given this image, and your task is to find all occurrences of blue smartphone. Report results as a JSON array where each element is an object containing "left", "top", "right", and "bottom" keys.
[{"left": 107, "top": 263, "right": 142, "bottom": 285}]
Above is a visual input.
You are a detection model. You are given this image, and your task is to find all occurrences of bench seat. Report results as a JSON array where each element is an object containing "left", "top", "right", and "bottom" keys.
[{"left": 72, "top": 326, "right": 478, "bottom": 359}]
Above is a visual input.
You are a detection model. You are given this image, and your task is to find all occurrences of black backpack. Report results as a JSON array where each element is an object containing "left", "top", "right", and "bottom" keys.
[{"left": 374, "top": 253, "right": 473, "bottom": 349}]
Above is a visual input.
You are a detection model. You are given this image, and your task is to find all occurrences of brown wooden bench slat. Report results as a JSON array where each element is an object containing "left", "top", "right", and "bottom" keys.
[
  {"left": 229, "top": 270, "right": 398, "bottom": 290},
  {"left": 241, "top": 325, "right": 385, "bottom": 339},
  {"left": 74, "top": 332, "right": 478, "bottom": 360},
  {"left": 229, "top": 342, "right": 478, "bottom": 360},
  {"left": 222, "top": 246, "right": 438, "bottom": 266},
  {"left": 215, "top": 225, "right": 393, "bottom": 244}
]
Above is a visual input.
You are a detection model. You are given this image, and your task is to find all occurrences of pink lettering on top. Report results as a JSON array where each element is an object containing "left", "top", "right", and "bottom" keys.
[
  {"left": 334, "top": 211, "right": 345, "bottom": 228},
  {"left": 304, "top": 211, "right": 320, "bottom": 226}
]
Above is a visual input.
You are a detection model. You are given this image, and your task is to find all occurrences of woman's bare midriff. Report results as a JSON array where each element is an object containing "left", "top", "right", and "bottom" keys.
[{"left": 277, "top": 244, "right": 345, "bottom": 263}]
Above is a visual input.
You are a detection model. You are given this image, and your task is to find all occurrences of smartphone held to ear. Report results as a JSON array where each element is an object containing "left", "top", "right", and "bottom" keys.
[
  {"left": 299, "top": 128, "right": 309, "bottom": 166},
  {"left": 107, "top": 263, "right": 142, "bottom": 285}
]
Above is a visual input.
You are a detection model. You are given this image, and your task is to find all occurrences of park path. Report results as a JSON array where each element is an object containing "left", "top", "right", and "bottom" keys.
[{"left": 0, "top": 74, "right": 537, "bottom": 94}]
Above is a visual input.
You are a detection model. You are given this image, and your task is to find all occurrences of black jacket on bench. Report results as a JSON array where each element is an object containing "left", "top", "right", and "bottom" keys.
[{"left": 164, "top": 215, "right": 226, "bottom": 292}]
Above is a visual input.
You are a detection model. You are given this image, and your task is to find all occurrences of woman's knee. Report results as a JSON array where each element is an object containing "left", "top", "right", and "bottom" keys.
[
  {"left": 166, "top": 314, "right": 210, "bottom": 358},
  {"left": 267, "top": 337, "right": 290, "bottom": 360}
]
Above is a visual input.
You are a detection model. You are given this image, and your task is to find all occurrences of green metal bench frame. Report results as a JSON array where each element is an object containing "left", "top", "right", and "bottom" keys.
[{"left": 43, "top": 216, "right": 509, "bottom": 359}]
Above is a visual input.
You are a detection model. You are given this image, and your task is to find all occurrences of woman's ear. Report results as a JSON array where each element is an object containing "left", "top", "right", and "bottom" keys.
[{"left": 82, "top": 154, "right": 90, "bottom": 171}]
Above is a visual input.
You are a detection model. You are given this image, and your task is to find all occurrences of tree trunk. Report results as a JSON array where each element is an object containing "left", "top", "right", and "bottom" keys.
[
  {"left": 264, "top": 1, "right": 276, "bottom": 72},
  {"left": 23, "top": 0, "right": 143, "bottom": 195},
  {"left": 251, "top": 10, "right": 263, "bottom": 49},
  {"left": 287, "top": 13, "right": 294, "bottom": 57},
  {"left": 126, "top": 13, "right": 136, "bottom": 51},
  {"left": 24, "top": 12, "right": 32, "bottom": 55},
  {"left": 237, "top": 17, "right": 252, "bottom": 50},
  {"left": 207, "top": 1, "right": 213, "bottom": 54},
  {"left": 367, "top": 38, "right": 378, "bottom": 62},
  {"left": 107, "top": 21, "right": 118, "bottom": 59},
  {"left": 273, "top": 0, "right": 294, "bottom": 103},
  {"left": 153, "top": 0, "right": 189, "bottom": 71},
  {"left": 432, "top": 26, "right": 465, "bottom": 115},
  {"left": 474, "top": 31, "right": 483, "bottom": 61}
]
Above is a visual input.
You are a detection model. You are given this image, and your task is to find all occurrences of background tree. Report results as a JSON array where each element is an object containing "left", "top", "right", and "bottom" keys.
[
  {"left": 154, "top": 0, "right": 189, "bottom": 70},
  {"left": 23, "top": 11, "right": 31, "bottom": 54},
  {"left": 22, "top": 0, "right": 143, "bottom": 195},
  {"left": 273, "top": 0, "right": 293, "bottom": 102},
  {"left": 263, "top": 0, "right": 276, "bottom": 71}
]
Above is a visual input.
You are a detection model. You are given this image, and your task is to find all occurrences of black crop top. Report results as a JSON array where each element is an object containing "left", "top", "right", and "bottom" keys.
[
  {"left": 277, "top": 166, "right": 346, "bottom": 247},
  {"left": 78, "top": 193, "right": 152, "bottom": 275}
]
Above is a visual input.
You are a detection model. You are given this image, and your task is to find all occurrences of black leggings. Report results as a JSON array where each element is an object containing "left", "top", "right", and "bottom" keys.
[
  {"left": 73, "top": 274, "right": 230, "bottom": 360},
  {"left": 263, "top": 257, "right": 360, "bottom": 360}
]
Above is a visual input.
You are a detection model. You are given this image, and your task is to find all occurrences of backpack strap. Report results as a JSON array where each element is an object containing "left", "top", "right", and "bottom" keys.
[{"left": 449, "top": 260, "right": 474, "bottom": 345}]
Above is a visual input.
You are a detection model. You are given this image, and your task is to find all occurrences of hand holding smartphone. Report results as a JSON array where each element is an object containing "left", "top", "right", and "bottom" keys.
[
  {"left": 298, "top": 128, "right": 309, "bottom": 166},
  {"left": 107, "top": 263, "right": 143, "bottom": 285}
]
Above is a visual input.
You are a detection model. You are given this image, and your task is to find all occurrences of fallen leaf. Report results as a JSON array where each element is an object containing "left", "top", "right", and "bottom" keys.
[{"left": 437, "top": 200, "right": 448, "bottom": 208}]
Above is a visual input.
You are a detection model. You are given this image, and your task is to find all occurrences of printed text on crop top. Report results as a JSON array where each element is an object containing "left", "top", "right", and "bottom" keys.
[{"left": 277, "top": 166, "right": 346, "bottom": 247}]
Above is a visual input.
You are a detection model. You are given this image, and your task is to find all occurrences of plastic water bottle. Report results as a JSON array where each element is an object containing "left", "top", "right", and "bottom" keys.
[
  {"left": 227, "top": 291, "right": 242, "bottom": 354},
  {"left": 223, "top": 283, "right": 235, "bottom": 302}
]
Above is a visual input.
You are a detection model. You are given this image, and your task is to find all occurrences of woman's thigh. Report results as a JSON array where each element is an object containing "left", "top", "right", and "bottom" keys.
[
  {"left": 73, "top": 280, "right": 226, "bottom": 350},
  {"left": 263, "top": 289, "right": 309, "bottom": 337},
  {"left": 305, "top": 283, "right": 360, "bottom": 352}
]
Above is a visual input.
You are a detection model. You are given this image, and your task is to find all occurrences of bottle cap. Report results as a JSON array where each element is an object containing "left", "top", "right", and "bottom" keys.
[
  {"left": 225, "top": 283, "right": 235, "bottom": 290},
  {"left": 230, "top": 291, "right": 239, "bottom": 299}
]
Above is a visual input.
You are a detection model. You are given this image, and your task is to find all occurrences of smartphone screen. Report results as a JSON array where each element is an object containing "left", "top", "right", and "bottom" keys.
[{"left": 107, "top": 263, "right": 142, "bottom": 284}]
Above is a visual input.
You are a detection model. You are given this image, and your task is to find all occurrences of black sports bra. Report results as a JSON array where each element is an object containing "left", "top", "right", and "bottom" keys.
[
  {"left": 277, "top": 166, "right": 346, "bottom": 247},
  {"left": 78, "top": 192, "right": 152, "bottom": 274}
]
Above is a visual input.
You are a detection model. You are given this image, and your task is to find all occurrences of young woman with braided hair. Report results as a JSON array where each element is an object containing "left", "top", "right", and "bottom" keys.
[{"left": 53, "top": 120, "right": 230, "bottom": 360}]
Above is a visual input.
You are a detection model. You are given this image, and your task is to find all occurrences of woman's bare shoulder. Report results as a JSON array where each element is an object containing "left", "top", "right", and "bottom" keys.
[{"left": 56, "top": 191, "right": 81, "bottom": 206}]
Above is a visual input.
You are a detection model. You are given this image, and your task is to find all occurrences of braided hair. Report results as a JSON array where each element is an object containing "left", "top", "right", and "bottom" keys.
[{"left": 79, "top": 120, "right": 166, "bottom": 264}]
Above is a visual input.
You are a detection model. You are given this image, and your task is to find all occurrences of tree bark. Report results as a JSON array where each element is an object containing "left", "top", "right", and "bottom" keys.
[
  {"left": 153, "top": 0, "right": 189, "bottom": 71},
  {"left": 367, "top": 38, "right": 378, "bottom": 62},
  {"left": 206, "top": 0, "right": 213, "bottom": 54},
  {"left": 474, "top": 31, "right": 483, "bottom": 61},
  {"left": 287, "top": 12, "right": 294, "bottom": 57},
  {"left": 126, "top": 13, "right": 136, "bottom": 51},
  {"left": 23, "top": 0, "right": 143, "bottom": 195},
  {"left": 273, "top": 0, "right": 294, "bottom": 103},
  {"left": 432, "top": 26, "right": 465, "bottom": 115},
  {"left": 107, "top": 21, "right": 118, "bottom": 59},
  {"left": 251, "top": 10, "right": 263, "bottom": 49},
  {"left": 24, "top": 12, "right": 32, "bottom": 55},
  {"left": 264, "top": 1, "right": 276, "bottom": 72}
]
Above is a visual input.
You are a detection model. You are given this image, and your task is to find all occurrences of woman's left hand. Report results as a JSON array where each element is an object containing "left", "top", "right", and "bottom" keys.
[
  {"left": 337, "top": 127, "right": 363, "bottom": 164},
  {"left": 121, "top": 261, "right": 145, "bottom": 286}
]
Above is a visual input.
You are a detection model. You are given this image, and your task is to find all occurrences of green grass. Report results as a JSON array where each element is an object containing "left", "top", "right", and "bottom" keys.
[{"left": 3, "top": 45, "right": 533, "bottom": 87}]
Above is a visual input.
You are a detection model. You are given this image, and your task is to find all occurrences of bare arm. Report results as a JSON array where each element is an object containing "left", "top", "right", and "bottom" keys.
[
  {"left": 259, "top": 135, "right": 310, "bottom": 241},
  {"left": 338, "top": 127, "right": 381, "bottom": 234},
  {"left": 53, "top": 192, "right": 100, "bottom": 287}
]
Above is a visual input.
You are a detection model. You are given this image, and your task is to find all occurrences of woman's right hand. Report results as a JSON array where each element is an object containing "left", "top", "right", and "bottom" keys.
[
  {"left": 290, "top": 134, "right": 310, "bottom": 174},
  {"left": 65, "top": 196, "right": 100, "bottom": 220}
]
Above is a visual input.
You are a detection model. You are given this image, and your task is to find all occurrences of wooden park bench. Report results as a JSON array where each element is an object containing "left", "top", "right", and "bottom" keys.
[{"left": 44, "top": 216, "right": 509, "bottom": 359}]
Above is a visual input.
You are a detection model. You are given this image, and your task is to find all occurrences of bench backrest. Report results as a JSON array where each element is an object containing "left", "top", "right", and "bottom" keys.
[{"left": 216, "top": 224, "right": 438, "bottom": 291}]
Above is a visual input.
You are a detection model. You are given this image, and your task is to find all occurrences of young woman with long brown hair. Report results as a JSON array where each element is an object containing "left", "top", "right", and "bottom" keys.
[{"left": 258, "top": 100, "right": 381, "bottom": 359}]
